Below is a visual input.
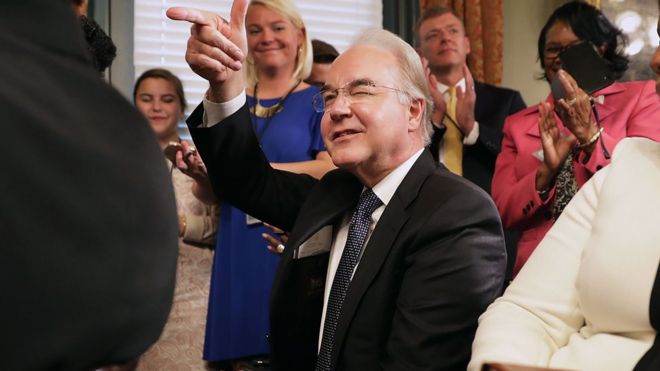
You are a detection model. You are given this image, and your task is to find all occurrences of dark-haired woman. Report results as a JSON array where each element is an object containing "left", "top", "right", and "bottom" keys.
[{"left": 492, "top": 0, "right": 660, "bottom": 277}]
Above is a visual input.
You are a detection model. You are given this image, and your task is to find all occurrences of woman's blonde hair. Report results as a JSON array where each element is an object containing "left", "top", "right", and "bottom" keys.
[{"left": 244, "top": 0, "right": 313, "bottom": 87}]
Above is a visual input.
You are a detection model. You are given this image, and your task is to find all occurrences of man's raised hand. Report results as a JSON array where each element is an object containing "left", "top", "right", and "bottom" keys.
[{"left": 166, "top": 0, "right": 249, "bottom": 101}]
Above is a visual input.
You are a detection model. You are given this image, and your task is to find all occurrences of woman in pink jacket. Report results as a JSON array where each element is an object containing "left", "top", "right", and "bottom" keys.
[{"left": 492, "top": 1, "right": 660, "bottom": 277}]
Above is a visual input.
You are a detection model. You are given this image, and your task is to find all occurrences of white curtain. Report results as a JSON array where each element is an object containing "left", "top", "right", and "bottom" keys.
[{"left": 134, "top": 0, "right": 383, "bottom": 114}]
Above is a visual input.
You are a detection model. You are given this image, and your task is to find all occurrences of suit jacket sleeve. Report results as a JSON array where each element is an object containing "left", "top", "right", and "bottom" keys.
[
  {"left": 187, "top": 102, "right": 317, "bottom": 232},
  {"left": 2, "top": 2, "right": 179, "bottom": 367},
  {"left": 491, "top": 115, "right": 553, "bottom": 230},
  {"left": 383, "top": 180, "right": 506, "bottom": 370},
  {"left": 468, "top": 163, "right": 605, "bottom": 370},
  {"left": 474, "top": 89, "right": 527, "bottom": 156}
]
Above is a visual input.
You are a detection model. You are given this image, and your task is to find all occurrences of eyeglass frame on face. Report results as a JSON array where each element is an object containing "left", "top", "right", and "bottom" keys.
[
  {"left": 312, "top": 78, "right": 409, "bottom": 113},
  {"left": 543, "top": 40, "right": 584, "bottom": 60}
]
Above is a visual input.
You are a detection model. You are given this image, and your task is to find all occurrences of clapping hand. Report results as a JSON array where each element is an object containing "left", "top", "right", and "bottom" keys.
[
  {"left": 175, "top": 141, "right": 207, "bottom": 181},
  {"left": 536, "top": 101, "right": 576, "bottom": 191},
  {"left": 422, "top": 57, "right": 446, "bottom": 126},
  {"left": 175, "top": 141, "right": 218, "bottom": 204},
  {"left": 553, "top": 70, "right": 599, "bottom": 153},
  {"left": 454, "top": 64, "right": 476, "bottom": 135}
]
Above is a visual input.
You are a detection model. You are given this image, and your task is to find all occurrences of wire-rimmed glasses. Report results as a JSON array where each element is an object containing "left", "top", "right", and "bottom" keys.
[{"left": 312, "top": 78, "right": 408, "bottom": 113}]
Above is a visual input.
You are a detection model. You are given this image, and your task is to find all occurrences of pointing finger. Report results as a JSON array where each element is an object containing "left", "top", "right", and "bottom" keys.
[{"left": 167, "top": 7, "right": 217, "bottom": 27}]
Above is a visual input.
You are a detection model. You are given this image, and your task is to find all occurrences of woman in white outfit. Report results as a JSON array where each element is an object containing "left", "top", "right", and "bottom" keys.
[{"left": 468, "top": 7, "right": 660, "bottom": 371}]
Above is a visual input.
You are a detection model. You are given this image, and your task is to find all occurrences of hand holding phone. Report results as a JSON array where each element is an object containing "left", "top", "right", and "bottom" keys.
[
  {"left": 558, "top": 41, "right": 614, "bottom": 95},
  {"left": 163, "top": 141, "right": 182, "bottom": 164}
]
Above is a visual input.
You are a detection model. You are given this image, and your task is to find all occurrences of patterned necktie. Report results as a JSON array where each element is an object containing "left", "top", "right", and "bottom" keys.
[
  {"left": 443, "top": 86, "right": 463, "bottom": 175},
  {"left": 316, "top": 189, "right": 382, "bottom": 371},
  {"left": 553, "top": 151, "right": 578, "bottom": 220}
]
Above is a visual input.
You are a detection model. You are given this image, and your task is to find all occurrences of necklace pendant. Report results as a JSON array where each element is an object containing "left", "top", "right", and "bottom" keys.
[{"left": 251, "top": 103, "right": 283, "bottom": 118}]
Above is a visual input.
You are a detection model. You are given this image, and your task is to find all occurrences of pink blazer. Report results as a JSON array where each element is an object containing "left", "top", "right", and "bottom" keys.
[{"left": 492, "top": 80, "right": 660, "bottom": 276}]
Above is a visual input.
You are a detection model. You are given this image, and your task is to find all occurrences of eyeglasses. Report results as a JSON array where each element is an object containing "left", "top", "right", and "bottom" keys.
[
  {"left": 543, "top": 40, "right": 584, "bottom": 59},
  {"left": 312, "top": 78, "right": 407, "bottom": 113}
]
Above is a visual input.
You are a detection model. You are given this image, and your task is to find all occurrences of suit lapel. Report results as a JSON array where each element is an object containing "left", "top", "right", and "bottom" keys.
[
  {"left": 330, "top": 151, "right": 437, "bottom": 368},
  {"left": 286, "top": 171, "right": 363, "bottom": 253},
  {"left": 591, "top": 82, "right": 625, "bottom": 123}
]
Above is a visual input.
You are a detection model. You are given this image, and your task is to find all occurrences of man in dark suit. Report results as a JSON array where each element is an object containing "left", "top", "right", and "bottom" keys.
[
  {"left": 0, "top": 1, "right": 178, "bottom": 370},
  {"left": 168, "top": 1, "right": 505, "bottom": 370},
  {"left": 415, "top": 6, "right": 526, "bottom": 280}
]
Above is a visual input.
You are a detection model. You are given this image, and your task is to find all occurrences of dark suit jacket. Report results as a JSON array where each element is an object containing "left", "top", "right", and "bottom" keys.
[
  {"left": 429, "top": 81, "right": 525, "bottom": 282},
  {"left": 430, "top": 81, "right": 526, "bottom": 193},
  {"left": 189, "top": 103, "right": 506, "bottom": 370},
  {"left": 0, "top": 1, "right": 178, "bottom": 370}
]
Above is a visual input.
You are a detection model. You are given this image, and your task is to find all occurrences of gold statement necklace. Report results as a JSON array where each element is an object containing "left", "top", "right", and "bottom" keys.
[{"left": 250, "top": 79, "right": 302, "bottom": 118}]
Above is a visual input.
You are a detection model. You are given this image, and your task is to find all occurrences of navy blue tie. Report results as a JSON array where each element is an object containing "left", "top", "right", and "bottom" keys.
[{"left": 316, "top": 189, "right": 382, "bottom": 371}]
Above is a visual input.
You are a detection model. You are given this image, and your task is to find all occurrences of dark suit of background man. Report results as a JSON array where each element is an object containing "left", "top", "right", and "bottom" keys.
[
  {"left": 168, "top": 1, "right": 505, "bottom": 370},
  {"left": 0, "top": 1, "right": 178, "bottom": 370},
  {"left": 414, "top": 6, "right": 526, "bottom": 281}
]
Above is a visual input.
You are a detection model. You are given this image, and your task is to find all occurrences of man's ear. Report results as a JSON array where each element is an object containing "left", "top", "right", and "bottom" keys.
[
  {"left": 407, "top": 98, "right": 425, "bottom": 132},
  {"left": 464, "top": 36, "right": 471, "bottom": 55}
]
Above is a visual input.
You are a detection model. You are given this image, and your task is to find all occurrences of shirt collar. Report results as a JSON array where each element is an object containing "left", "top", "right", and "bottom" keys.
[
  {"left": 370, "top": 148, "right": 424, "bottom": 207},
  {"left": 437, "top": 77, "right": 466, "bottom": 95}
]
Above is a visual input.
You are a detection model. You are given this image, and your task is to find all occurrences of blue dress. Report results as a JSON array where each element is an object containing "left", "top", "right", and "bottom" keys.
[{"left": 204, "top": 85, "right": 325, "bottom": 361}]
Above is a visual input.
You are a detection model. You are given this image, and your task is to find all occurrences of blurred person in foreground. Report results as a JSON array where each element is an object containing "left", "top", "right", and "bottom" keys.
[
  {"left": 79, "top": 14, "right": 116, "bottom": 74},
  {"left": 468, "top": 4, "right": 660, "bottom": 371},
  {"left": 0, "top": 1, "right": 178, "bottom": 370},
  {"left": 167, "top": 0, "right": 506, "bottom": 369},
  {"left": 133, "top": 68, "right": 219, "bottom": 370},
  {"left": 491, "top": 1, "right": 660, "bottom": 277},
  {"left": 71, "top": 0, "right": 117, "bottom": 75}
]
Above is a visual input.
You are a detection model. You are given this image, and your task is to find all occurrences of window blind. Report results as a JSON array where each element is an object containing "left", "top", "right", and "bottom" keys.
[{"left": 134, "top": 0, "right": 383, "bottom": 115}]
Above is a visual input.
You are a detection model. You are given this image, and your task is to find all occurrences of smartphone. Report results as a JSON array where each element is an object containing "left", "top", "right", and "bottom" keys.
[
  {"left": 163, "top": 141, "right": 181, "bottom": 163},
  {"left": 550, "top": 75, "right": 567, "bottom": 101},
  {"left": 558, "top": 41, "right": 614, "bottom": 95}
]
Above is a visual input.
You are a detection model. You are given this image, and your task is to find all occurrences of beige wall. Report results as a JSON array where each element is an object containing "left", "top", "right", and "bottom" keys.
[{"left": 502, "top": 0, "right": 564, "bottom": 105}]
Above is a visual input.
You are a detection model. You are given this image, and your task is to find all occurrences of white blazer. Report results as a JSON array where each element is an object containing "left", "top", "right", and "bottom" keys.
[{"left": 469, "top": 137, "right": 660, "bottom": 371}]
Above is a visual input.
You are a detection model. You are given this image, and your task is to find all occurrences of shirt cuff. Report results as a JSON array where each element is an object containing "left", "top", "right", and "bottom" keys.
[
  {"left": 201, "top": 90, "right": 246, "bottom": 127},
  {"left": 463, "top": 121, "right": 479, "bottom": 145}
]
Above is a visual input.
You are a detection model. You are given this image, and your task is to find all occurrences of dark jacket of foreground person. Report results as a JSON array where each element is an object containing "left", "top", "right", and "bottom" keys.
[{"left": 0, "top": 1, "right": 178, "bottom": 369}]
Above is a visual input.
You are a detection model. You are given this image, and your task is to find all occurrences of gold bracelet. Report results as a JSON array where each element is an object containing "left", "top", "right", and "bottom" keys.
[{"left": 576, "top": 127, "right": 603, "bottom": 149}]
